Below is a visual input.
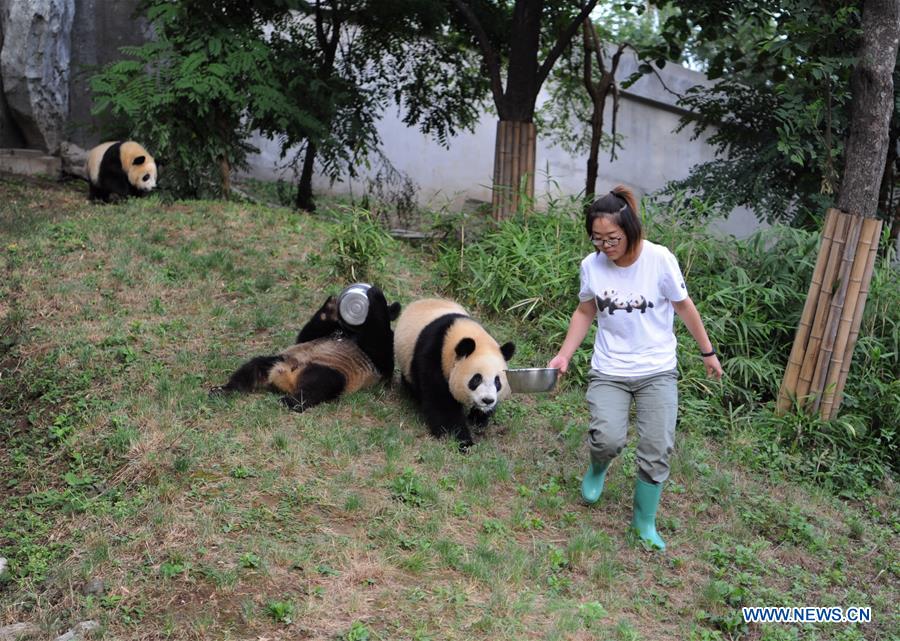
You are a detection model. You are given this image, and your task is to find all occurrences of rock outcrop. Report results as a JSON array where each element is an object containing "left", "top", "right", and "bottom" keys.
[{"left": 0, "top": 0, "right": 75, "bottom": 153}]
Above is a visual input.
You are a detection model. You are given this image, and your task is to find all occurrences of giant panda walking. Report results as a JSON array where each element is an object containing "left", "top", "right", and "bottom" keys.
[
  {"left": 85, "top": 141, "right": 158, "bottom": 202},
  {"left": 394, "top": 298, "right": 515, "bottom": 449}
]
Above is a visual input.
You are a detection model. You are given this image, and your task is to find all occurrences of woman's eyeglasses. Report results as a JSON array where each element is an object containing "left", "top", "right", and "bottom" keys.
[{"left": 591, "top": 235, "right": 623, "bottom": 248}]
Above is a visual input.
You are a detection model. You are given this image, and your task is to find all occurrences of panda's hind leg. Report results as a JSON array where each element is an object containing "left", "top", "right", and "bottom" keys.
[
  {"left": 280, "top": 364, "right": 346, "bottom": 412},
  {"left": 212, "top": 355, "right": 282, "bottom": 395},
  {"left": 89, "top": 182, "right": 111, "bottom": 203},
  {"left": 399, "top": 374, "right": 419, "bottom": 400}
]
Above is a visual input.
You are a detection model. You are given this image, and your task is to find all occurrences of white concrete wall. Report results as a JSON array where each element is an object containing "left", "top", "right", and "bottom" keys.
[{"left": 245, "top": 50, "right": 763, "bottom": 238}]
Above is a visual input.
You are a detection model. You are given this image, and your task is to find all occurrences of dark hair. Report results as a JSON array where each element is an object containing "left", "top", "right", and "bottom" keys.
[{"left": 585, "top": 185, "right": 643, "bottom": 259}]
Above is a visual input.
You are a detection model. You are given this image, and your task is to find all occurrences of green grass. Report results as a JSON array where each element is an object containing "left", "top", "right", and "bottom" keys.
[{"left": 0, "top": 174, "right": 897, "bottom": 640}]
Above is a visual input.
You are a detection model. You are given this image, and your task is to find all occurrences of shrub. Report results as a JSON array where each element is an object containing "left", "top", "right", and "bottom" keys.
[
  {"left": 89, "top": 2, "right": 310, "bottom": 199},
  {"left": 327, "top": 206, "right": 396, "bottom": 282}
]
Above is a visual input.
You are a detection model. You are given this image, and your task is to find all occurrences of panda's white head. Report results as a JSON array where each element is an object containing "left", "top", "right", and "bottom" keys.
[
  {"left": 445, "top": 322, "right": 515, "bottom": 413},
  {"left": 120, "top": 141, "right": 157, "bottom": 192}
]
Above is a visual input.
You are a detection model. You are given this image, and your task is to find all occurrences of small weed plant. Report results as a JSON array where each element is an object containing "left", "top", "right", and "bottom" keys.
[{"left": 265, "top": 600, "right": 295, "bottom": 624}]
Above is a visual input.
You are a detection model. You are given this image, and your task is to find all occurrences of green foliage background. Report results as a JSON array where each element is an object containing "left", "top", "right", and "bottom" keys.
[
  {"left": 89, "top": 2, "right": 309, "bottom": 198},
  {"left": 654, "top": 0, "right": 899, "bottom": 227}
]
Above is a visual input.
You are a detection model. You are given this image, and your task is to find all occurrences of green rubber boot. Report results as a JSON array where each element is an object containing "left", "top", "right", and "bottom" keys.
[
  {"left": 580, "top": 461, "right": 610, "bottom": 504},
  {"left": 631, "top": 478, "right": 666, "bottom": 550}
]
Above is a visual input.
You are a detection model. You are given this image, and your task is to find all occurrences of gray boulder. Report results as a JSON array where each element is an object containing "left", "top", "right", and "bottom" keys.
[{"left": 0, "top": 0, "right": 75, "bottom": 153}]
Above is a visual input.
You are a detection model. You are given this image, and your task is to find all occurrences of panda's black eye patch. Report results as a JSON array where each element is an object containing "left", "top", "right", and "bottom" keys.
[
  {"left": 495, "top": 376, "right": 501, "bottom": 391},
  {"left": 468, "top": 374, "right": 482, "bottom": 391},
  {"left": 142, "top": 174, "right": 150, "bottom": 182},
  {"left": 133, "top": 155, "right": 146, "bottom": 166}
]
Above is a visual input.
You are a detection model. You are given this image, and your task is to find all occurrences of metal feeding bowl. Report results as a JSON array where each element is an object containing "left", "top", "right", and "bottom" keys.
[
  {"left": 505, "top": 368, "right": 559, "bottom": 394},
  {"left": 337, "top": 282, "right": 372, "bottom": 327}
]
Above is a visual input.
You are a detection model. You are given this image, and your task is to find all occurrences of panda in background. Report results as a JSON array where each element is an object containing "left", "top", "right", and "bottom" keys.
[
  {"left": 394, "top": 298, "right": 515, "bottom": 449},
  {"left": 85, "top": 141, "right": 157, "bottom": 202},
  {"left": 211, "top": 287, "right": 401, "bottom": 412}
]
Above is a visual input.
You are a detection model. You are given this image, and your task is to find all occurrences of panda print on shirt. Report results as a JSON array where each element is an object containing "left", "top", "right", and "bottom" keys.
[{"left": 595, "top": 289, "right": 655, "bottom": 315}]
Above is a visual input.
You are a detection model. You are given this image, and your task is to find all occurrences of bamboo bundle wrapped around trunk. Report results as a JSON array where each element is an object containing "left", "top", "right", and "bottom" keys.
[
  {"left": 491, "top": 121, "right": 537, "bottom": 219},
  {"left": 819, "top": 218, "right": 882, "bottom": 419},
  {"left": 808, "top": 214, "right": 864, "bottom": 408},
  {"left": 777, "top": 209, "right": 839, "bottom": 412},
  {"left": 777, "top": 208, "right": 883, "bottom": 420},
  {"left": 795, "top": 210, "right": 851, "bottom": 402}
]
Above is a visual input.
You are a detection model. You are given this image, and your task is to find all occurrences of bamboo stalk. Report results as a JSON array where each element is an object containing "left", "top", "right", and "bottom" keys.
[
  {"left": 778, "top": 208, "right": 840, "bottom": 412},
  {"left": 492, "top": 121, "right": 503, "bottom": 217},
  {"left": 501, "top": 121, "right": 514, "bottom": 218},
  {"left": 819, "top": 218, "right": 879, "bottom": 417},
  {"left": 503, "top": 120, "right": 513, "bottom": 218},
  {"left": 809, "top": 214, "right": 863, "bottom": 413},
  {"left": 511, "top": 121, "right": 522, "bottom": 214},
  {"left": 827, "top": 218, "right": 882, "bottom": 419},
  {"left": 796, "top": 210, "right": 851, "bottom": 403},
  {"left": 515, "top": 122, "right": 525, "bottom": 212},
  {"left": 525, "top": 123, "right": 536, "bottom": 203}
]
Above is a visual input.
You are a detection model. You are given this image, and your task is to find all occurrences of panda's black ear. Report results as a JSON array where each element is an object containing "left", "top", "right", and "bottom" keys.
[
  {"left": 500, "top": 341, "right": 515, "bottom": 362},
  {"left": 388, "top": 302, "right": 401, "bottom": 321},
  {"left": 455, "top": 337, "right": 476, "bottom": 359},
  {"left": 133, "top": 155, "right": 146, "bottom": 166}
]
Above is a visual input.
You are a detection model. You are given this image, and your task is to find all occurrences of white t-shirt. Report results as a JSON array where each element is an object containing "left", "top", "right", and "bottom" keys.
[{"left": 578, "top": 240, "right": 688, "bottom": 377}]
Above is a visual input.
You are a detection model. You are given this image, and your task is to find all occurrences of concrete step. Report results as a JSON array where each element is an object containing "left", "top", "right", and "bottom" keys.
[{"left": 0, "top": 148, "right": 61, "bottom": 177}]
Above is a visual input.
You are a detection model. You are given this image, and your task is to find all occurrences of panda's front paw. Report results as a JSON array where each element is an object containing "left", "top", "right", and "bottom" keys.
[
  {"left": 469, "top": 408, "right": 492, "bottom": 429},
  {"left": 319, "top": 296, "right": 339, "bottom": 322},
  {"left": 453, "top": 427, "right": 475, "bottom": 452},
  {"left": 280, "top": 394, "right": 307, "bottom": 412},
  {"left": 208, "top": 385, "right": 230, "bottom": 397}
]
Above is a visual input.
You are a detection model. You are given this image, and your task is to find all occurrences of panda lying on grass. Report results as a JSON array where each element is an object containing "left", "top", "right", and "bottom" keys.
[{"left": 211, "top": 287, "right": 401, "bottom": 412}]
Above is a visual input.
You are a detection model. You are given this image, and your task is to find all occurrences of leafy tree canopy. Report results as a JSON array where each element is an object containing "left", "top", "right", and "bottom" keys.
[
  {"left": 650, "top": 0, "right": 895, "bottom": 227},
  {"left": 536, "top": 3, "right": 676, "bottom": 166},
  {"left": 90, "top": 0, "right": 320, "bottom": 197},
  {"left": 90, "top": 0, "right": 489, "bottom": 201}
]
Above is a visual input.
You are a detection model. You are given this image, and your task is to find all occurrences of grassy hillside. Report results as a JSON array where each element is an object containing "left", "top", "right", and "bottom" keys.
[{"left": 0, "top": 175, "right": 897, "bottom": 641}]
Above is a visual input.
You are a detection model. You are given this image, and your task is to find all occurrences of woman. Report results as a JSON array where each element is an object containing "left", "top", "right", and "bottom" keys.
[{"left": 548, "top": 186, "right": 723, "bottom": 550}]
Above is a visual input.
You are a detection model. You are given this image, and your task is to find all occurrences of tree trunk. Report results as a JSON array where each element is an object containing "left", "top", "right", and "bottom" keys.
[
  {"left": 777, "top": 0, "right": 899, "bottom": 419},
  {"left": 492, "top": 120, "right": 536, "bottom": 219},
  {"left": 586, "top": 115, "right": 602, "bottom": 202},
  {"left": 581, "top": 20, "right": 627, "bottom": 201},
  {"left": 295, "top": 142, "right": 317, "bottom": 212},
  {"left": 292, "top": 0, "right": 339, "bottom": 213},
  {"left": 219, "top": 155, "right": 231, "bottom": 199},
  {"left": 878, "top": 116, "right": 899, "bottom": 244},
  {"left": 453, "top": 0, "right": 598, "bottom": 219}
]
